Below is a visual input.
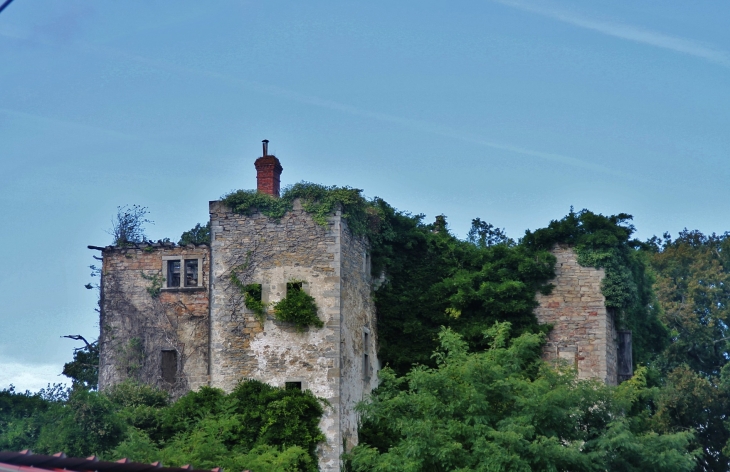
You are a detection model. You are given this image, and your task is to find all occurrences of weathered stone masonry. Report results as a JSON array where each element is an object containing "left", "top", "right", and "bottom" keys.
[
  {"left": 98, "top": 244, "right": 210, "bottom": 398},
  {"left": 208, "top": 198, "right": 377, "bottom": 471},
  {"left": 534, "top": 244, "right": 619, "bottom": 385}
]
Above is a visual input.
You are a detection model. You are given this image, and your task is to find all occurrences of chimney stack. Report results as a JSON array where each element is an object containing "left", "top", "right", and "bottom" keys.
[{"left": 254, "top": 139, "right": 283, "bottom": 197}]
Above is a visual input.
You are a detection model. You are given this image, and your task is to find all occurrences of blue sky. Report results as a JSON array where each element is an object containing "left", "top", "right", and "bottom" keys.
[{"left": 1, "top": 0, "right": 729, "bottom": 390}]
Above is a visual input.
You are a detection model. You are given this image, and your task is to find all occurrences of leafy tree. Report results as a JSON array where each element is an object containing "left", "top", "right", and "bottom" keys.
[
  {"left": 649, "top": 365, "right": 730, "bottom": 472},
  {"left": 0, "top": 380, "right": 324, "bottom": 471},
  {"left": 647, "top": 230, "right": 730, "bottom": 377},
  {"left": 178, "top": 222, "right": 211, "bottom": 245},
  {"left": 62, "top": 339, "right": 99, "bottom": 390},
  {"left": 642, "top": 230, "right": 730, "bottom": 471},
  {"left": 349, "top": 323, "right": 698, "bottom": 471},
  {"left": 108, "top": 205, "right": 152, "bottom": 245},
  {"left": 466, "top": 217, "right": 511, "bottom": 247},
  {"left": 0, "top": 385, "right": 65, "bottom": 452}
]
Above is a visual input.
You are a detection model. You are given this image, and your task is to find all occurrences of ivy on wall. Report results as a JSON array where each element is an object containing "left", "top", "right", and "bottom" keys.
[
  {"left": 140, "top": 271, "right": 164, "bottom": 298},
  {"left": 230, "top": 272, "right": 268, "bottom": 323}
]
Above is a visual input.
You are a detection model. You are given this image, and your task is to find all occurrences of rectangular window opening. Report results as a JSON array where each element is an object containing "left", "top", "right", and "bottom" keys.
[
  {"left": 161, "top": 350, "right": 177, "bottom": 384},
  {"left": 363, "top": 330, "right": 371, "bottom": 380},
  {"left": 167, "top": 260, "right": 181, "bottom": 287},
  {"left": 245, "top": 283, "right": 262, "bottom": 302},
  {"left": 184, "top": 259, "right": 199, "bottom": 287},
  {"left": 617, "top": 330, "right": 633, "bottom": 383},
  {"left": 285, "top": 381, "right": 302, "bottom": 391},
  {"left": 287, "top": 282, "right": 303, "bottom": 294}
]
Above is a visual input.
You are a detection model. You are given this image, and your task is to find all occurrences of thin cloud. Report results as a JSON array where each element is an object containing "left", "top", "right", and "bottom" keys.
[
  {"left": 0, "top": 108, "right": 138, "bottom": 140},
  {"left": 494, "top": 0, "right": 730, "bottom": 68},
  {"left": 2, "top": 24, "right": 624, "bottom": 179},
  {"left": 80, "top": 43, "right": 625, "bottom": 178}
]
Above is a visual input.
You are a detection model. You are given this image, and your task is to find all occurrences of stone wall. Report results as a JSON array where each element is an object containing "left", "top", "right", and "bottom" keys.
[
  {"left": 98, "top": 244, "right": 210, "bottom": 397},
  {"left": 209, "top": 199, "right": 373, "bottom": 471},
  {"left": 534, "top": 245, "right": 618, "bottom": 385},
  {"left": 338, "top": 220, "right": 379, "bottom": 452}
]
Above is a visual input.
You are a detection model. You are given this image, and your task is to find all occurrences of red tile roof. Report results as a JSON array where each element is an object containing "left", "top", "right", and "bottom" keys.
[{"left": 0, "top": 451, "right": 234, "bottom": 472}]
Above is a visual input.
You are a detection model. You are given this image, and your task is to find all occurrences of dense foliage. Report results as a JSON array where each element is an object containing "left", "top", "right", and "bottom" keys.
[
  {"left": 178, "top": 222, "right": 211, "bottom": 245},
  {"left": 0, "top": 380, "right": 324, "bottom": 472},
  {"left": 61, "top": 342, "right": 99, "bottom": 390},
  {"left": 645, "top": 230, "right": 730, "bottom": 470},
  {"left": 273, "top": 285, "right": 323, "bottom": 331},
  {"left": 349, "top": 323, "right": 698, "bottom": 471},
  {"left": 522, "top": 208, "right": 668, "bottom": 364},
  {"left": 647, "top": 230, "right": 730, "bottom": 377},
  {"left": 370, "top": 202, "right": 555, "bottom": 374}
]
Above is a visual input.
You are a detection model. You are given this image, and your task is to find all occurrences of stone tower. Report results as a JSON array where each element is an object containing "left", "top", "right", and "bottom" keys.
[
  {"left": 95, "top": 146, "right": 378, "bottom": 471},
  {"left": 208, "top": 152, "right": 378, "bottom": 469}
]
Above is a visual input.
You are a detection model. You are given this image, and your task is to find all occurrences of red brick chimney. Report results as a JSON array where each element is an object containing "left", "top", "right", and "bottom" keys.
[{"left": 254, "top": 139, "right": 283, "bottom": 197}]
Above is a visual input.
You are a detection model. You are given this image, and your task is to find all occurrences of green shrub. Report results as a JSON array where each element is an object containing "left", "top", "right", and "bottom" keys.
[{"left": 273, "top": 286, "right": 323, "bottom": 331}]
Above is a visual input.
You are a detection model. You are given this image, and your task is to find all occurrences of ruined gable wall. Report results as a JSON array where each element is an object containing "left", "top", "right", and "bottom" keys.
[
  {"left": 209, "top": 200, "right": 343, "bottom": 471},
  {"left": 534, "top": 245, "right": 618, "bottom": 385},
  {"left": 338, "top": 221, "right": 378, "bottom": 452},
  {"left": 98, "top": 245, "right": 210, "bottom": 397}
]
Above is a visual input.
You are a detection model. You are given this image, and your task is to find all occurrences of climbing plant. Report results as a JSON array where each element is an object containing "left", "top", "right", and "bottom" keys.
[
  {"left": 140, "top": 271, "right": 164, "bottom": 298},
  {"left": 230, "top": 271, "right": 268, "bottom": 323}
]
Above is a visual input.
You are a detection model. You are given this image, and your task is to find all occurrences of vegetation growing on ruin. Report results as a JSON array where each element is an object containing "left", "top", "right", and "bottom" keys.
[
  {"left": 0, "top": 380, "right": 324, "bottom": 472},
  {"left": 64, "top": 196, "right": 730, "bottom": 469},
  {"left": 109, "top": 205, "right": 152, "bottom": 246},
  {"left": 521, "top": 208, "right": 668, "bottom": 364},
  {"left": 230, "top": 271, "right": 268, "bottom": 323},
  {"left": 140, "top": 271, "right": 164, "bottom": 298},
  {"left": 222, "top": 182, "right": 381, "bottom": 236},
  {"left": 273, "top": 283, "right": 323, "bottom": 331}
]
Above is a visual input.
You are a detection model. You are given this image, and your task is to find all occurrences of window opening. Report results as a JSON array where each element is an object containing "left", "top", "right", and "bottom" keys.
[
  {"left": 285, "top": 381, "right": 302, "bottom": 391},
  {"left": 161, "top": 350, "right": 177, "bottom": 383},
  {"left": 363, "top": 331, "right": 371, "bottom": 380},
  {"left": 184, "top": 259, "right": 199, "bottom": 287},
  {"left": 617, "top": 330, "right": 633, "bottom": 383},
  {"left": 167, "top": 260, "right": 181, "bottom": 287},
  {"left": 245, "top": 283, "right": 262, "bottom": 302},
  {"left": 287, "top": 282, "right": 303, "bottom": 293}
]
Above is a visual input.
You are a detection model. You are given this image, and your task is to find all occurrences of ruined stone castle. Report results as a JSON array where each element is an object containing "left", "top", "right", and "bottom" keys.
[{"left": 92, "top": 144, "right": 631, "bottom": 471}]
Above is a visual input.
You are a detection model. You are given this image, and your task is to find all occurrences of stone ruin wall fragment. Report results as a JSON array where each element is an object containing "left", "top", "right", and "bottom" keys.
[{"left": 534, "top": 244, "right": 619, "bottom": 385}]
